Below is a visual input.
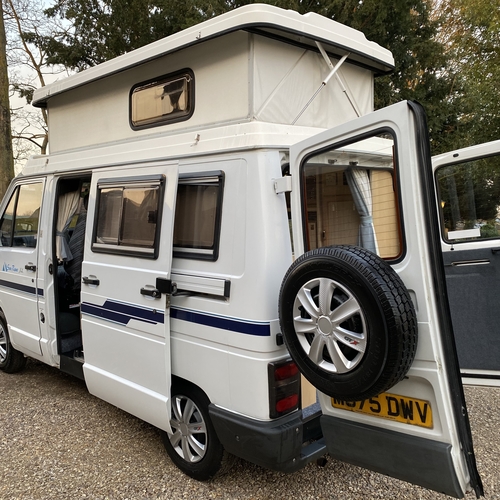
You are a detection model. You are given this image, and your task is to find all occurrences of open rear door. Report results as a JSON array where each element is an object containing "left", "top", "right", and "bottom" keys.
[
  {"left": 433, "top": 140, "right": 500, "bottom": 386},
  {"left": 282, "top": 101, "right": 482, "bottom": 497}
]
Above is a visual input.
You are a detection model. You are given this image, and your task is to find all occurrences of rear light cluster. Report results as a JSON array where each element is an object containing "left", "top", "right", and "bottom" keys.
[{"left": 268, "top": 359, "right": 301, "bottom": 418}]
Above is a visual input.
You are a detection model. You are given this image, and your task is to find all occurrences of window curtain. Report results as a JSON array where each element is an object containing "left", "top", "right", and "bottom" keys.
[
  {"left": 345, "top": 167, "right": 378, "bottom": 254},
  {"left": 56, "top": 191, "right": 80, "bottom": 261}
]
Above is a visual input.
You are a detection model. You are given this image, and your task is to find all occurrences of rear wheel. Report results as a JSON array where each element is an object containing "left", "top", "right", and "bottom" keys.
[
  {"left": 161, "top": 383, "right": 226, "bottom": 481},
  {"left": 0, "top": 313, "right": 27, "bottom": 374},
  {"left": 279, "top": 245, "right": 417, "bottom": 401}
]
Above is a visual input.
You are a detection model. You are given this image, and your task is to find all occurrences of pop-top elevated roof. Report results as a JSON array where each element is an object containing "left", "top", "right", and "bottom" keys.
[{"left": 32, "top": 4, "right": 394, "bottom": 108}]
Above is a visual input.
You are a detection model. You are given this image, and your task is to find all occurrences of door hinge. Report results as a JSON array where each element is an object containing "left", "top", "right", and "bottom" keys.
[
  {"left": 156, "top": 278, "right": 177, "bottom": 309},
  {"left": 274, "top": 176, "right": 292, "bottom": 194},
  {"left": 156, "top": 277, "right": 174, "bottom": 294}
]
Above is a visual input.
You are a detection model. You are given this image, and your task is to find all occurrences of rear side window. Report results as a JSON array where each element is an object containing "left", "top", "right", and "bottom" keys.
[
  {"left": 173, "top": 172, "right": 224, "bottom": 261},
  {"left": 436, "top": 154, "right": 500, "bottom": 243},
  {"left": 93, "top": 176, "right": 164, "bottom": 258},
  {"left": 0, "top": 182, "right": 43, "bottom": 248},
  {"left": 300, "top": 133, "right": 402, "bottom": 260}
]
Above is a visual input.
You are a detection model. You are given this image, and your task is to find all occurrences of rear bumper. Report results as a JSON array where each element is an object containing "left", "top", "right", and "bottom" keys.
[
  {"left": 209, "top": 404, "right": 326, "bottom": 473},
  {"left": 321, "top": 415, "right": 464, "bottom": 498}
]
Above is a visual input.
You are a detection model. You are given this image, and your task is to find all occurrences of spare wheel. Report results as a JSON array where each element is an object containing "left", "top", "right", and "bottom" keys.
[{"left": 278, "top": 245, "right": 417, "bottom": 401}]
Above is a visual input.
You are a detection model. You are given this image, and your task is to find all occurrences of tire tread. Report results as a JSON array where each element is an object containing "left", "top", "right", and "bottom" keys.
[{"left": 0, "top": 313, "right": 27, "bottom": 374}]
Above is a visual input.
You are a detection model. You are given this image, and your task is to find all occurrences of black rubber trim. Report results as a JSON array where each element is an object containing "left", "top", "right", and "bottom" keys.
[
  {"left": 208, "top": 404, "right": 325, "bottom": 472},
  {"left": 462, "top": 372, "right": 500, "bottom": 381},
  {"left": 321, "top": 415, "right": 463, "bottom": 498},
  {"left": 407, "top": 100, "right": 484, "bottom": 497},
  {"left": 60, "top": 355, "right": 84, "bottom": 380}
]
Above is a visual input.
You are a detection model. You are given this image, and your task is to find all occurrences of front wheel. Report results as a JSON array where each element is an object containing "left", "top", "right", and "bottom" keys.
[
  {"left": 0, "top": 312, "right": 27, "bottom": 374},
  {"left": 161, "top": 383, "right": 226, "bottom": 481}
]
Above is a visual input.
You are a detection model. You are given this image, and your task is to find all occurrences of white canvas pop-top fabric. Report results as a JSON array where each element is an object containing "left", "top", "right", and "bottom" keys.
[{"left": 252, "top": 35, "right": 373, "bottom": 129}]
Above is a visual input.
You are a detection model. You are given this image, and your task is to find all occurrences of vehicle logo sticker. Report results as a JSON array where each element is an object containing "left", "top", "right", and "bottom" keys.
[
  {"left": 2, "top": 262, "right": 21, "bottom": 273},
  {"left": 344, "top": 336, "right": 359, "bottom": 345}
]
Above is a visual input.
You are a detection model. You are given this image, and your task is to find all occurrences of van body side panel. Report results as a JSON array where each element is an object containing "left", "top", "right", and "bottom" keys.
[
  {"left": 81, "top": 163, "right": 178, "bottom": 432},
  {"left": 169, "top": 153, "right": 293, "bottom": 420}
]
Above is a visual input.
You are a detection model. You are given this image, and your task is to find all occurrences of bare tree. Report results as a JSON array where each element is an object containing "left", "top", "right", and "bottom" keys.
[
  {"left": 0, "top": 0, "right": 14, "bottom": 199},
  {"left": 3, "top": 0, "right": 67, "bottom": 171}
]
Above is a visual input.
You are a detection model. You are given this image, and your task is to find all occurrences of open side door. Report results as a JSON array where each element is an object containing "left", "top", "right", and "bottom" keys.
[
  {"left": 81, "top": 163, "right": 178, "bottom": 433},
  {"left": 282, "top": 101, "right": 482, "bottom": 497},
  {"left": 433, "top": 140, "right": 500, "bottom": 386}
]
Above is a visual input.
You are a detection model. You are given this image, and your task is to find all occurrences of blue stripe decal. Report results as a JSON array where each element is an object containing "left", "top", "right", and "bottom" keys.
[
  {"left": 171, "top": 307, "right": 271, "bottom": 336},
  {"left": 0, "top": 279, "right": 44, "bottom": 297},
  {"left": 82, "top": 300, "right": 164, "bottom": 326},
  {"left": 81, "top": 301, "right": 270, "bottom": 336}
]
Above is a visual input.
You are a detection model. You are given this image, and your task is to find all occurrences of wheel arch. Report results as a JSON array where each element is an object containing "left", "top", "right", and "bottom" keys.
[{"left": 171, "top": 374, "right": 212, "bottom": 403}]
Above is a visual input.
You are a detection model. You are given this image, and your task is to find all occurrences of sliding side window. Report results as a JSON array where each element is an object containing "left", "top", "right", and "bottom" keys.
[
  {"left": 301, "top": 134, "right": 402, "bottom": 260},
  {"left": 173, "top": 172, "right": 224, "bottom": 261},
  {"left": 93, "top": 175, "right": 164, "bottom": 258}
]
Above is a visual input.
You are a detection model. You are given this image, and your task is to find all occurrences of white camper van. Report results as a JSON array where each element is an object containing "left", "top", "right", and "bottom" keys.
[{"left": 0, "top": 4, "right": 489, "bottom": 497}]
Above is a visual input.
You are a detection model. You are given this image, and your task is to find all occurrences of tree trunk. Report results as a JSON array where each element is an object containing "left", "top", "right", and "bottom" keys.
[{"left": 0, "top": 2, "right": 14, "bottom": 201}]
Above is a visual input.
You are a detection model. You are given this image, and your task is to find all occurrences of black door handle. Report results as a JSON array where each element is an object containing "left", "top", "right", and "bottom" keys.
[
  {"left": 82, "top": 276, "right": 100, "bottom": 286},
  {"left": 491, "top": 247, "right": 500, "bottom": 254},
  {"left": 25, "top": 264, "right": 36, "bottom": 272},
  {"left": 140, "top": 287, "right": 161, "bottom": 298}
]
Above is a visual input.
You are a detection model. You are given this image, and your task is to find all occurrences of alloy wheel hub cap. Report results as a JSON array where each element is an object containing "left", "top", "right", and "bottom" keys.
[{"left": 317, "top": 315, "right": 333, "bottom": 336}]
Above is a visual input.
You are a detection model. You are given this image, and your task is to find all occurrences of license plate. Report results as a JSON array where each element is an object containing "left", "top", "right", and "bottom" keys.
[{"left": 331, "top": 392, "right": 433, "bottom": 429}]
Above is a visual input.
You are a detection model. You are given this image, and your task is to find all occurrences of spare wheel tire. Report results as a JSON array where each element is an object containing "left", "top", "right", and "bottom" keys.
[{"left": 279, "top": 245, "right": 417, "bottom": 401}]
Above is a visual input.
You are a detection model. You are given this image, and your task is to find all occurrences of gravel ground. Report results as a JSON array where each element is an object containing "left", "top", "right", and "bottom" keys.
[{"left": 1, "top": 359, "right": 499, "bottom": 500}]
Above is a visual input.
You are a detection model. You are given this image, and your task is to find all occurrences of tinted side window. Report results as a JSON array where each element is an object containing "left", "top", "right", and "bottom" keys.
[
  {"left": 173, "top": 173, "right": 224, "bottom": 261},
  {"left": 436, "top": 155, "right": 500, "bottom": 243},
  {"left": 0, "top": 191, "right": 16, "bottom": 246},
  {"left": 93, "top": 176, "right": 164, "bottom": 258},
  {"left": 0, "top": 183, "right": 43, "bottom": 248}
]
